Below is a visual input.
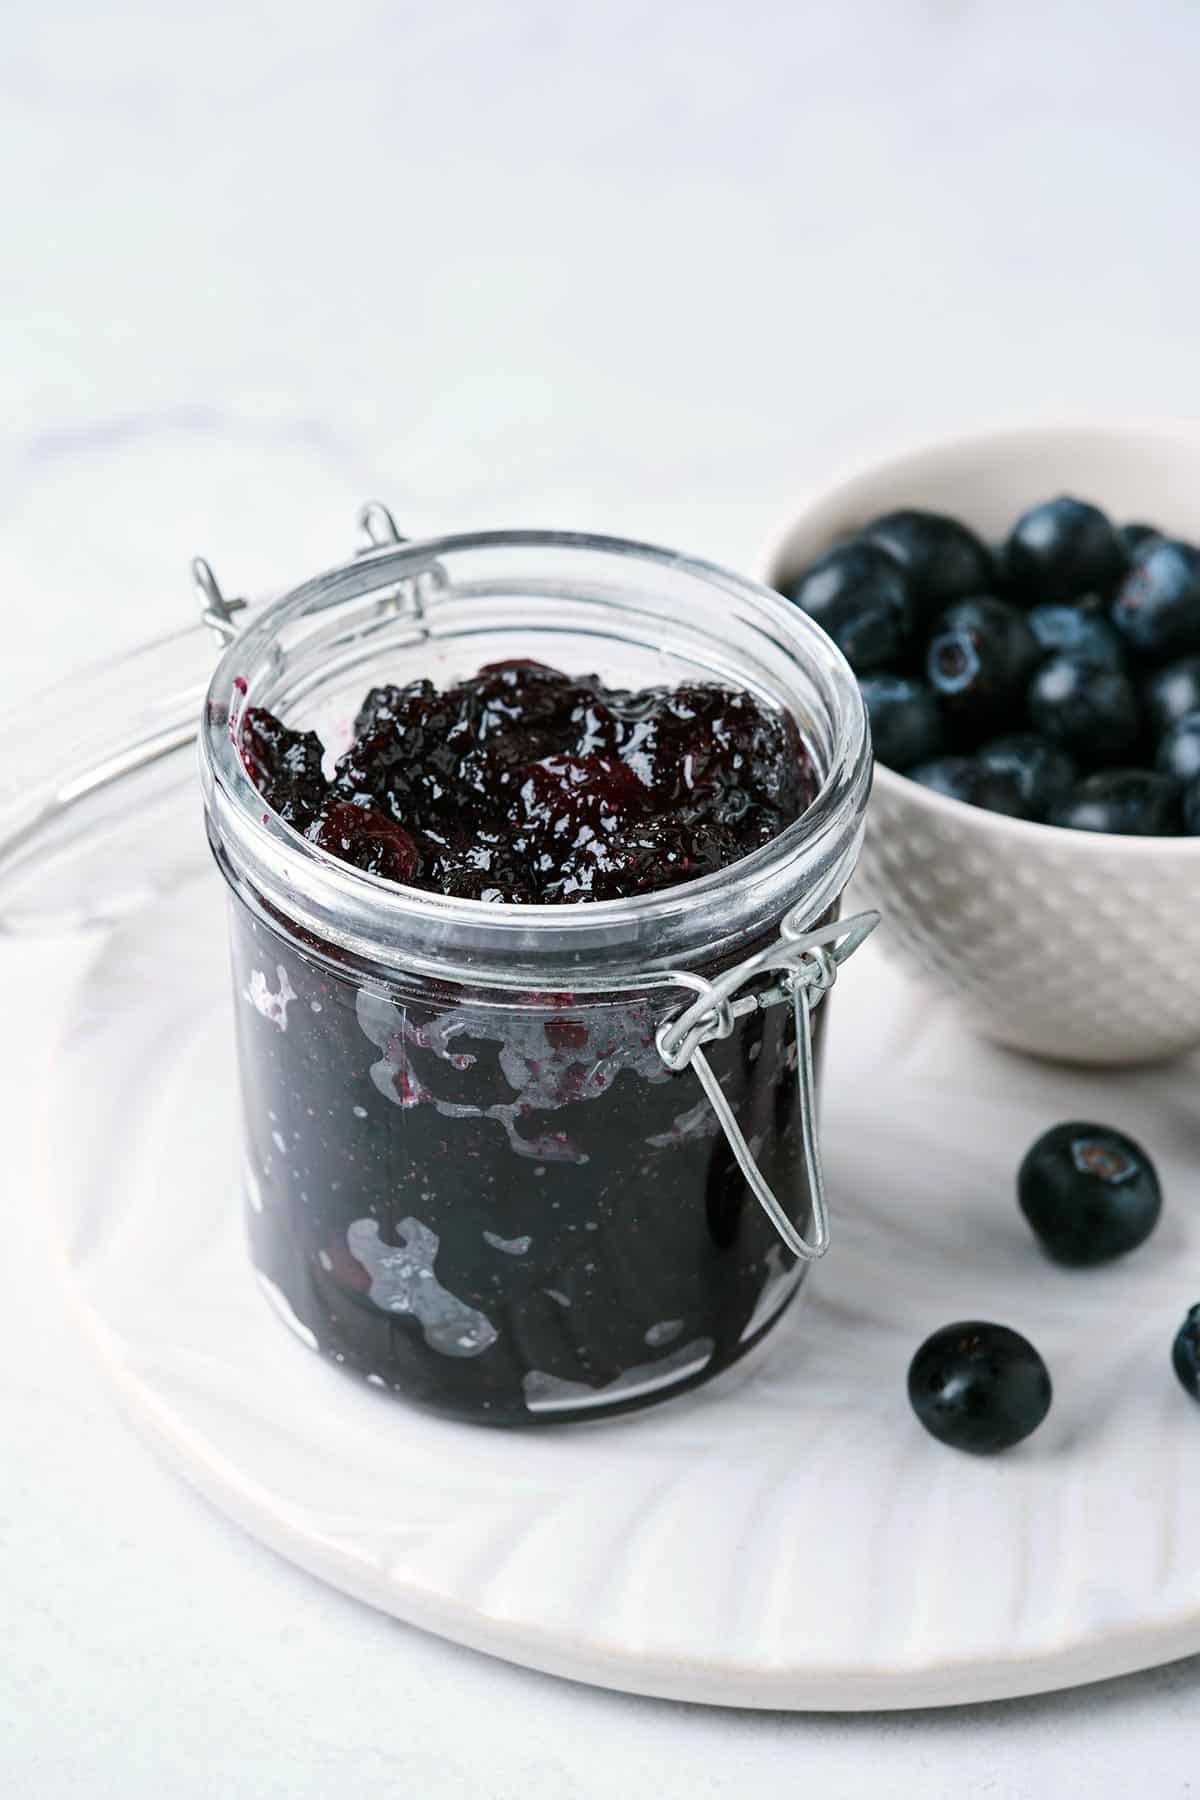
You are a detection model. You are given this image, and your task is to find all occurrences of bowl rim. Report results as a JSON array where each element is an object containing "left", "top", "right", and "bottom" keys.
[{"left": 756, "top": 418, "right": 1200, "bottom": 858}]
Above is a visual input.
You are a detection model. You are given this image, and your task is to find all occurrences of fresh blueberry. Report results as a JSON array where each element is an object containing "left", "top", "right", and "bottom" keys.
[
  {"left": 1172, "top": 1305, "right": 1200, "bottom": 1400},
  {"left": 909, "top": 755, "right": 1026, "bottom": 817},
  {"left": 975, "top": 733, "right": 1076, "bottom": 822},
  {"left": 1049, "top": 769, "right": 1182, "bottom": 836},
  {"left": 1004, "top": 495, "right": 1127, "bottom": 602},
  {"left": 908, "top": 1321, "right": 1052, "bottom": 1455},
  {"left": 1027, "top": 653, "right": 1140, "bottom": 759},
  {"left": 784, "top": 543, "right": 913, "bottom": 672},
  {"left": 858, "top": 509, "right": 994, "bottom": 624},
  {"left": 1027, "top": 603, "right": 1124, "bottom": 669},
  {"left": 858, "top": 674, "right": 944, "bottom": 771},
  {"left": 1184, "top": 777, "right": 1200, "bottom": 835},
  {"left": 1112, "top": 538, "right": 1200, "bottom": 661},
  {"left": 1144, "top": 656, "right": 1200, "bottom": 736},
  {"left": 1121, "top": 522, "right": 1160, "bottom": 557},
  {"left": 926, "top": 597, "right": 1041, "bottom": 731},
  {"left": 1018, "top": 1122, "right": 1161, "bottom": 1265},
  {"left": 1156, "top": 708, "right": 1200, "bottom": 784}
]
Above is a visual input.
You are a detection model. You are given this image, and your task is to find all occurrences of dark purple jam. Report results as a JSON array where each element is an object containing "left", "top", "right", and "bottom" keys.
[
  {"left": 238, "top": 660, "right": 817, "bottom": 902},
  {"left": 224, "top": 659, "right": 828, "bottom": 1425}
]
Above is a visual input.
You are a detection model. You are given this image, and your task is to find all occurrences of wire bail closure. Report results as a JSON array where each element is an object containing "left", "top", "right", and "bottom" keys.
[{"left": 656, "top": 909, "right": 879, "bottom": 1263}]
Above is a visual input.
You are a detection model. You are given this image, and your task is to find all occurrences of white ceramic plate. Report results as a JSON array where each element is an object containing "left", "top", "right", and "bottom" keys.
[{"left": 42, "top": 862, "right": 1200, "bottom": 1709}]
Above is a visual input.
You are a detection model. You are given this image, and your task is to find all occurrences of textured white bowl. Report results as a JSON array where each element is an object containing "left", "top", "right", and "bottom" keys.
[{"left": 761, "top": 425, "right": 1200, "bottom": 1065}]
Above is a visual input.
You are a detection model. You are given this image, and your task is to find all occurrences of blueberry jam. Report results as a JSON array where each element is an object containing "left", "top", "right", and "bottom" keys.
[
  {"left": 240, "top": 661, "right": 816, "bottom": 903},
  {"left": 227, "top": 659, "right": 827, "bottom": 1425}
]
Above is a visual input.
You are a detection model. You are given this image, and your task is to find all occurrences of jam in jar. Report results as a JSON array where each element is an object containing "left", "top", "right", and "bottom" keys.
[{"left": 201, "top": 532, "right": 871, "bottom": 1424}]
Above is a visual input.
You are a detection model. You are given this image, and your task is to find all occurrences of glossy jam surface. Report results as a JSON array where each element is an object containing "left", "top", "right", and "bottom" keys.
[{"left": 240, "top": 660, "right": 817, "bottom": 902}]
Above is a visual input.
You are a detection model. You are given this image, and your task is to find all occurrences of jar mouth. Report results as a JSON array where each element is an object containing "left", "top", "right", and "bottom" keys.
[{"left": 200, "top": 530, "right": 871, "bottom": 986}]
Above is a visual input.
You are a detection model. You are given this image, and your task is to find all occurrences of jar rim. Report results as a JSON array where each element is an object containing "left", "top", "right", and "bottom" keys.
[{"left": 200, "top": 529, "right": 871, "bottom": 985}]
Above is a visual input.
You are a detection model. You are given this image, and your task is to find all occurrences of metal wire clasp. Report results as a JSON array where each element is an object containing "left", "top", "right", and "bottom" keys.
[{"left": 656, "top": 909, "right": 879, "bottom": 1262}]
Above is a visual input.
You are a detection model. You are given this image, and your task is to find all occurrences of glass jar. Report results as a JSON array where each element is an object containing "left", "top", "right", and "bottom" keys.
[{"left": 198, "top": 530, "right": 871, "bottom": 1425}]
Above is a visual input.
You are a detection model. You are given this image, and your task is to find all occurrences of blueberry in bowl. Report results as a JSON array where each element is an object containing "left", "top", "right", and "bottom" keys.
[
  {"left": 926, "top": 598, "right": 1040, "bottom": 736},
  {"left": 1156, "top": 709, "right": 1200, "bottom": 785},
  {"left": 1112, "top": 538, "right": 1200, "bottom": 661},
  {"left": 1026, "top": 653, "right": 1142, "bottom": 762},
  {"left": 974, "top": 733, "right": 1076, "bottom": 823},
  {"left": 781, "top": 542, "right": 912, "bottom": 672},
  {"left": 1027, "top": 604, "right": 1124, "bottom": 670},
  {"left": 1049, "top": 769, "right": 1182, "bottom": 836},
  {"left": 1004, "top": 495, "right": 1128, "bottom": 602},
  {"left": 858, "top": 508, "right": 994, "bottom": 625},
  {"left": 909, "top": 754, "right": 1026, "bottom": 818},
  {"left": 857, "top": 673, "right": 943, "bottom": 771},
  {"left": 761, "top": 424, "right": 1200, "bottom": 1062}
]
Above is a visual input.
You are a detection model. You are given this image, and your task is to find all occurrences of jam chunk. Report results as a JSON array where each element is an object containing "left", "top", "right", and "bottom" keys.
[{"left": 239, "top": 660, "right": 816, "bottom": 902}]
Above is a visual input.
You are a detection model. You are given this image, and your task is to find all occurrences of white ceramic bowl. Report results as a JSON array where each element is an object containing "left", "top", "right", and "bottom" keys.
[{"left": 761, "top": 424, "right": 1200, "bottom": 1065}]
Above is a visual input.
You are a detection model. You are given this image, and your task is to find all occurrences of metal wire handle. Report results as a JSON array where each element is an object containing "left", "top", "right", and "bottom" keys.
[{"left": 656, "top": 909, "right": 879, "bottom": 1261}]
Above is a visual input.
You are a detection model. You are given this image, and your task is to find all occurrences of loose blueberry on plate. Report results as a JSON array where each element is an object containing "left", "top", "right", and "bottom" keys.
[
  {"left": 1184, "top": 777, "right": 1200, "bottom": 835},
  {"left": 783, "top": 542, "right": 913, "bottom": 672},
  {"left": 1121, "top": 522, "right": 1160, "bottom": 557},
  {"left": 1049, "top": 769, "right": 1182, "bottom": 836},
  {"left": 1172, "top": 1305, "right": 1200, "bottom": 1400},
  {"left": 975, "top": 733, "right": 1076, "bottom": 822},
  {"left": 1027, "top": 603, "right": 1124, "bottom": 670},
  {"left": 1111, "top": 538, "right": 1200, "bottom": 661},
  {"left": 857, "top": 508, "right": 994, "bottom": 623},
  {"left": 1156, "top": 708, "right": 1200, "bottom": 784},
  {"left": 908, "top": 1321, "right": 1052, "bottom": 1455},
  {"left": 909, "top": 755, "right": 1026, "bottom": 817},
  {"left": 1004, "top": 495, "right": 1127, "bottom": 602},
  {"left": 858, "top": 673, "right": 943, "bottom": 771},
  {"left": 925, "top": 597, "right": 1041, "bottom": 731},
  {"left": 1018, "top": 1121, "right": 1161, "bottom": 1265},
  {"left": 1144, "top": 655, "right": 1200, "bottom": 736},
  {"left": 1027, "top": 653, "right": 1141, "bottom": 759}
]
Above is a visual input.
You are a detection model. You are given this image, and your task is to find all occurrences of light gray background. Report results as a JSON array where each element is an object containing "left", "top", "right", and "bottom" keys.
[{"left": 3, "top": 3, "right": 1199, "bottom": 1794}]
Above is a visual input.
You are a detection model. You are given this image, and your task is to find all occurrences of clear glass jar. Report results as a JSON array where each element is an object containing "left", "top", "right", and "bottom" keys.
[{"left": 198, "top": 531, "right": 871, "bottom": 1425}]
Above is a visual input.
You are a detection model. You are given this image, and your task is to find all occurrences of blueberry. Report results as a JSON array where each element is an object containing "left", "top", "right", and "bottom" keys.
[
  {"left": 1049, "top": 769, "right": 1182, "bottom": 836},
  {"left": 1157, "top": 708, "right": 1200, "bottom": 784},
  {"left": 1018, "top": 1122, "right": 1161, "bottom": 1265},
  {"left": 858, "top": 509, "right": 994, "bottom": 624},
  {"left": 1027, "top": 653, "right": 1141, "bottom": 759},
  {"left": 975, "top": 733, "right": 1076, "bottom": 822},
  {"left": 1172, "top": 1305, "right": 1200, "bottom": 1400},
  {"left": 1027, "top": 603, "right": 1124, "bottom": 669},
  {"left": 858, "top": 674, "right": 943, "bottom": 771},
  {"left": 1004, "top": 495, "right": 1127, "bottom": 601},
  {"left": 1144, "top": 656, "right": 1200, "bottom": 736},
  {"left": 925, "top": 597, "right": 1041, "bottom": 730},
  {"left": 1184, "top": 777, "right": 1200, "bottom": 835},
  {"left": 240, "top": 706, "right": 329, "bottom": 830},
  {"left": 1112, "top": 538, "right": 1200, "bottom": 661},
  {"left": 306, "top": 802, "right": 419, "bottom": 882},
  {"left": 909, "top": 755, "right": 1026, "bottom": 817},
  {"left": 1121, "top": 522, "right": 1160, "bottom": 557},
  {"left": 784, "top": 543, "right": 913, "bottom": 672},
  {"left": 908, "top": 1322, "right": 1051, "bottom": 1455}
]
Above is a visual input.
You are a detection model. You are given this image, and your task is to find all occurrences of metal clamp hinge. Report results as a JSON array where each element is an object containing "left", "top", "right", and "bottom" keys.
[{"left": 656, "top": 909, "right": 879, "bottom": 1262}]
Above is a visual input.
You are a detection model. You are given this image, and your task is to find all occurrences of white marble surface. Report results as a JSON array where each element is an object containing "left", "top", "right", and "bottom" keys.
[{"left": 5, "top": 1, "right": 1200, "bottom": 1793}]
